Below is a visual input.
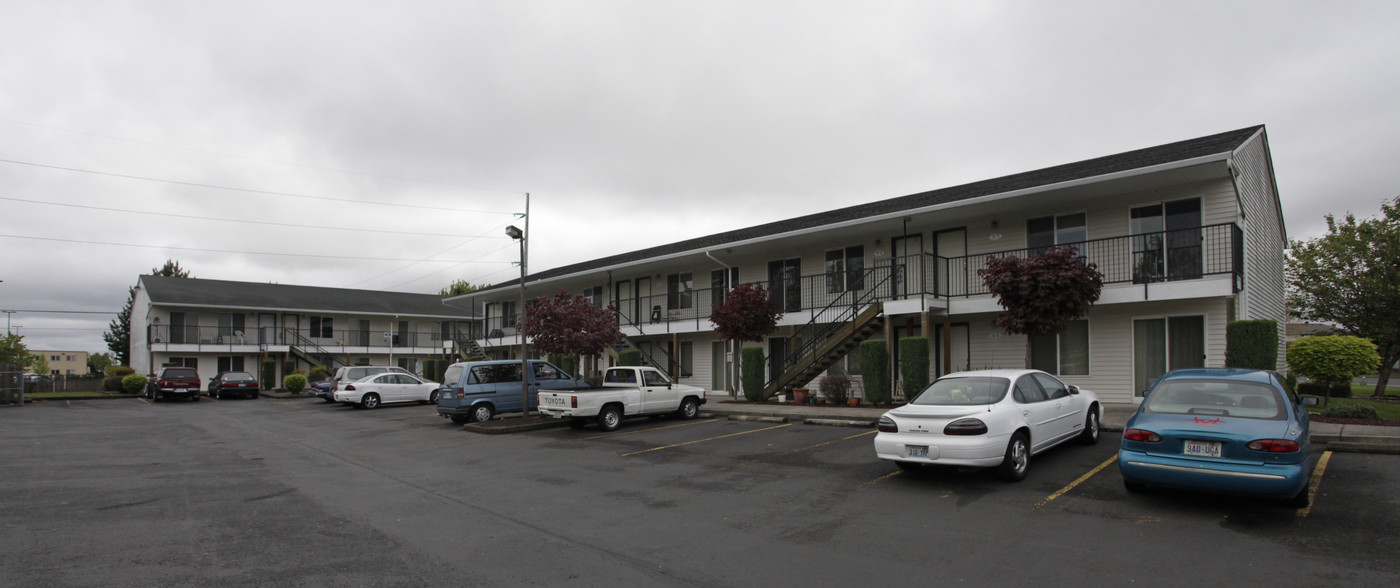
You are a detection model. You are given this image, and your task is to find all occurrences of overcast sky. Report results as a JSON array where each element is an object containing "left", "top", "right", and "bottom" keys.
[{"left": 2, "top": 1, "right": 1397, "bottom": 357}]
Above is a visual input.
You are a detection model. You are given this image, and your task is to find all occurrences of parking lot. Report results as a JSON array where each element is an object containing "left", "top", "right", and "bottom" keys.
[{"left": 3, "top": 397, "right": 1398, "bottom": 586}]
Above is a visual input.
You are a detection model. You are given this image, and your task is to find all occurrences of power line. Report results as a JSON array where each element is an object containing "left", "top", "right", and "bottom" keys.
[
  {"left": 0, "top": 116, "right": 527, "bottom": 197},
  {"left": 0, "top": 195, "right": 485, "bottom": 238},
  {"left": 0, "top": 156, "right": 518, "bottom": 214},
  {"left": 0, "top": 310, "right": 116, "bottom": 314},
  {"left": 341, "top": 223, "right": 518, "bottom": 288},
  {"left": 380, "top": 241, "right": 520, "bottom": 290},
  {"left": 0, "top": 233, "right": 515, "bottom": 263}
]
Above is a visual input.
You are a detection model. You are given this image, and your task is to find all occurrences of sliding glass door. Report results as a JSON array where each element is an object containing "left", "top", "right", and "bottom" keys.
[{"left": 1133, "top": 315, "right": 1204, "bottom": 397}]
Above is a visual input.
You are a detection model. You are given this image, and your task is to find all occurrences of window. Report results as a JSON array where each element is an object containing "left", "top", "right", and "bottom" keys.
[
  {"left": 310, "top": 316, "right": 333, "bottom": 338},
  {"left": 1027, "top": 213, "right": 1087, "bottom": 256},
  {"left": 397, "top": 357, "right": 417, "bottom": 374},
  {"left": 1131, "top": 198, "right": 1202, "bottom": 282},
  {"left": 824, "top": 246, "right": 866, "bottom": 293},
  {"left": 644, "top": 370, "right": 670, "bottom": 387},
  {"left": 680, "top": 341, "right": 694, "bottom": 378},
  {"left": 767, "top": 258, "right": 802, "bottom": 312},
  {"left": 582, "top": 286, "right": 603, "bottom": 308},
  {"left": 501, "top": 301, "right": 518, "bottom": 329},
  {"left": 1029, "top": 320, "right": 1089, "bottom": 376},
  {"left": 1134, "top": 315, "right": 1205, "bottom": 396},
  {"left": 1013, "top": 376, "right": 1047, "bottom": 403},
  {"left": 168, "top": 357, "right": 198, "bottom": 369},
  {"left": 667, "top": 273, "right": 694, "bottom": 309},
  {"left": 348, "top": 319, "right": 370, "bottom": 346},
  {"left": 217, "top": 313, "right": 246, "bottom": 338},
  {"left": 217, "top": 356, "right": 246, "bottom": 373},
  {"left": 711, "top": 267, "right": 739, "bottom": 307},
  {"left": 50, "top": 355, "right": 60, "bottom": 361},
  {"left": 66, "top": 355, "right": 75, "bottom": 361}
]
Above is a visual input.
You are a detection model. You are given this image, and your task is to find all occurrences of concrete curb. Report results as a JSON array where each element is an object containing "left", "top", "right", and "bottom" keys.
[
  {"left": 462, "top": 415, "right": 572, "bottom": 435},
  {"left": 727, "top": 415, "right": 788, "bottom": 423},
  {"left": 803, "top": 418, "right": 875, "bottom": 428}
]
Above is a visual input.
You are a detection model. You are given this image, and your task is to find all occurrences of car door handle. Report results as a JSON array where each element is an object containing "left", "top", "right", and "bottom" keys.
[{"left": 1022, "top": 410, "right": 1030, "bottom": 417}]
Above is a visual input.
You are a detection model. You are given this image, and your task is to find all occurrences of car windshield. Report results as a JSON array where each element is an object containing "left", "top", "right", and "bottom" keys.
[
  {"left": 223, "top": 372, "right": 254, "bottom": 381},
  {"left": 909, "top": 376, "right": 1009, "bottom": 406},
  {"left": 1143, "top": 379, "right": 1286, "bottom": 420}
]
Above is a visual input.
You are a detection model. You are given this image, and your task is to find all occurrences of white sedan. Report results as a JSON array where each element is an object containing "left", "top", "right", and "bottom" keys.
[
  {"left": 873, "top": 369, "right": 1101, "bottom": 481},
  {"left": 334, "top": 372, "right": 441, "bottom": 409}
]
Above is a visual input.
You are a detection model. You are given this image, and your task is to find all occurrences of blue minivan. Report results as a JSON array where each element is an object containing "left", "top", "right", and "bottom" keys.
[{"left": 436, "top": 359, "right": 578, "bottom": 424}]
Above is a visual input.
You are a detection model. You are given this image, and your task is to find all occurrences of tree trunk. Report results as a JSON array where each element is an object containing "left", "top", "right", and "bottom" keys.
[{"left": 1374, "top": 353, "right": 1396, "bottom": 397}]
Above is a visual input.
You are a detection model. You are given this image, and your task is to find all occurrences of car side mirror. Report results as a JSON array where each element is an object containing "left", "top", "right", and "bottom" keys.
[
  {"left": 1068, "top": 385, "right": 1080, "bottom": 395},
  {"left": 1301, "top": 396, "right": 1320, "bottom": 407}
]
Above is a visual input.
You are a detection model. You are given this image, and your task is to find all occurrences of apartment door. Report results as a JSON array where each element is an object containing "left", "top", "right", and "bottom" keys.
[
  {"left": 891, "top": 234, "right": 924, "bottom": 299},
  {"left": 636, "top": 277, "right": 655, "bottom": 323},
  {"left": 711, "top": 341, "right": 729, "bottom": 393},
  {"left": 282, "top": 315, "right": 299, "bottom": 345},
  {"left": 767, "top": 259, "right": 802, "bottom": 312},
  {"left": 933, "top": 322, "right": 970, "bottom": 377},
  {"left": 934, "top": 228, "right": 967, "bottom": 297},
  {"left": 614, "top": 281, "right": 634, "bottom": 325},
  {"left": 258, "top": 314, "right": 275, "bottom": 345},
  {"left": 767, "top": 337, "right": 788, "bottom": 385}
]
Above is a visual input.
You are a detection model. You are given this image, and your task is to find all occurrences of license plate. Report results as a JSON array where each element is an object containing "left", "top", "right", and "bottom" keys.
[
  {"left": 175, "top": 388, "right": 186, "bottom": 393},
  {"left": 907, "top": 445, "right": 929, "bottom": 458},
  {"left": 1183, "top": 439, "right": 1222, "bottom": 458}
]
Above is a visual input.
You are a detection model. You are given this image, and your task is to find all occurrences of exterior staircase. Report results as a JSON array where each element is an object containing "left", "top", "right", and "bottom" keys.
[{"left": 762, "top": 302, "right": 884, "bottom": 399}]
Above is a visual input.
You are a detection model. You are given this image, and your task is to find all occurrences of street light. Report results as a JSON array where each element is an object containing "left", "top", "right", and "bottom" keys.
[{"left": 506, "top": 224, "right": 529, "bottom": 416}]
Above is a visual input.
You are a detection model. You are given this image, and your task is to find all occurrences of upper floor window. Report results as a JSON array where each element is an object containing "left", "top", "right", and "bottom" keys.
[
  {"left": 1027, "top": 213, "right": 1086, "bottom": 256},
  {"left": 310, "top": 316, "right": 334, "bottom": 338},
  {"left": 711, "top": 267, "right": 739, "bottom": 307},
  {"left": 825, "top": 246, "right": 865, "bottom": 294},
  {"left": 582, "top": 286, "right": 603, "bottom": 308},
  {"left": 667, "top": 273, "right": 694, "bottom": 309},
  {"left": 501, "top": 301, "right": 518, "bottom": 328}
]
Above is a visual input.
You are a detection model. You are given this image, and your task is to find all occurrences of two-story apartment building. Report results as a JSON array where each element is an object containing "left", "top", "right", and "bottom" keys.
[
  {"left": 447, "top": 126, "right": 1287, "bottom": 405},
  {"left": 130, "top": 276, "right": 477, "bottom": 384}
]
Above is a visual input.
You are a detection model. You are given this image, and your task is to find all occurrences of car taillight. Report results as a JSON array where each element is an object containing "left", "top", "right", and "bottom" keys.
[
  {"left": 1247, "top": 439, "right": 1300, "bottom": 452},
  {"left": 571, "top": 396, "right": 577, "bottom": 408},
  {"left": 944, "top": 418, "right": 988, "bottom": 435},
  {"left": 345, "top": 384, "right": 356, "bottom": 391},
  {"left": 456, "top": 389, "right": 464, "bottom": 399},
  {"left": 877, "top": 416, "right": 898, "bottom": 433},
  {"left": 1123, "top": 428, "right": 1162, "bottom": 443}
]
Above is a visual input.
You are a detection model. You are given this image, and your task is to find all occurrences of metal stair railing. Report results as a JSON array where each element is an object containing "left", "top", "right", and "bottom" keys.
[
  {"left": 762, "top": 265, "right": 896, "bottom": 395},
  {"left": 614, "top": 311, "right": 675, "bottom": 375},
  {"left": 287, "top": 329, "right": 348, "bottom": 369}
]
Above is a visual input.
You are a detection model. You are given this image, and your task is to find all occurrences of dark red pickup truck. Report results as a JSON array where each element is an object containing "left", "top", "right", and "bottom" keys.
[{"left": 147, "top": 367, "right": 202, "bottom": 402}]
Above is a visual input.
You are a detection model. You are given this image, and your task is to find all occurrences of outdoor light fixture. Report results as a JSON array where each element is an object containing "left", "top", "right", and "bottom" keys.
[{"left": 505, "top": 225, "right": 523, "bottom": 240}]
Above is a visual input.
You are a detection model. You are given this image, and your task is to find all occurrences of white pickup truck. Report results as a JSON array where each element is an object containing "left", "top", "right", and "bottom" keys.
[{"left": 537, "top": 366, "right": 707, "bottom": 431}]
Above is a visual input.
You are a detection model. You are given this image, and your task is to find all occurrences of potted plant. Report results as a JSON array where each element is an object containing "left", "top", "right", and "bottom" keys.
[
  {"left": 818, "top": 374, "right": 851, "bottom": 407},
  {"left": 793, "top": 387, "right": 810, "bottom": 404}
]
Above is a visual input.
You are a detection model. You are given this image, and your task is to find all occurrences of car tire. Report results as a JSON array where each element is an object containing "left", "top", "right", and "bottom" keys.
[
  {"left": 191, "top": 395, "right": 199, "bottom": 402},
  {"left": 213, "top": 388, "right": 220, "bottom": 400},
  {"left": 1285, "top": 485, "right": 1310, "bottom": 508},
  {"left": 1079, "top": 409, "right": 1100, "bottom": 445},
  {"left": 676, "top": 397, "right": 699, "bottom": 420},
  {"left": 427, "top": 390, "right": 440, "bottom": 404},
  {"left": 153, "top": 392, "right": 162, "bottom": 403},
  {"left": 1123, "top": 479, "right": 1148, "bottom": 493},
  {"left": 249, "top": 390, "right": 259, "bottom": 399},
  {"left": 896, "top": 461, "right": 922, "bottom": 472},
  {"left": 468, "top": 403, "right": 495, "bottom": 423},
  {"left": 361, "top": 393, "right": 380, "bottom": 409},
  {"left": 597, "top": 405, "right": 622, "bottom": 432},
  {"left": 996, "top": 433, "right": 1030, "bottom": 482},
  {"left": 322, "top": 396, "right": 336, "bottom": 403},
  {"left": 449, "top": 415, "right": 470, "bottom": 425}
]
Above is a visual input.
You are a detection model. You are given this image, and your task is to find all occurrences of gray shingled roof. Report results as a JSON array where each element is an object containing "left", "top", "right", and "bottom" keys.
[
  {"left": 474, "top": 125, "right": 1264, "bottom": 295},
  {"left": 141, "top": 275, "right": 475, "bottom": 318}
]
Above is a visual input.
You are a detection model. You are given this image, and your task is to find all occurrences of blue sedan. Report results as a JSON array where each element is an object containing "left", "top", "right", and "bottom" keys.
[{"left": 1118, "top": 368, "right": 1318, "bottom": 507}]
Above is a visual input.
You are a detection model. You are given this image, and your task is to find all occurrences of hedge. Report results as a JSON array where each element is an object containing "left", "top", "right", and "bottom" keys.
[
  {"left": 741, "top": 347, "right": 765, "bottom": 401},
  {"left": 860, "top": 340, "right": 891, "bottom": 405},
  {"left": 618, "top": 349, "right": 642, "bottom": 367},
  {"left": 899, "top": 337, "right": 930, "bottom": 400},
  {"left": 283, "top": 373, "right": 308, "bottom": 394},
  {"left": 1225, "top": 319, "right": 1278, "bottom": 370}
]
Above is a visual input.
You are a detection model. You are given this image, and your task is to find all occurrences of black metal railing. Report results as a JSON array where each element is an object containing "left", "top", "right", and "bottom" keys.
[
  {"left": 148, "top": 325, "right": 455, "bottom": 350},
  {"left": 763, "top": 265, "right": 896, "bottom": 391}
]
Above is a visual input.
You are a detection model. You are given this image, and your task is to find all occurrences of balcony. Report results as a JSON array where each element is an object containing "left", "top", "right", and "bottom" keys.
[
  {"left": 474, "top": 223, "right": 1241, "bottom": 344},
  {"left": 148, "top": 325, "right": 472, "bottom": 351}
]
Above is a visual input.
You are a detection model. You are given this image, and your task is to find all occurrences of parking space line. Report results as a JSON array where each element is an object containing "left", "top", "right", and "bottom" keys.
[
  {"left": 578, "top": 418, "right": 719, "bottom": 441},
  {"left": 1034, "top": 455, "right": 1116, "bottom": 509},
  {"left": 857, "top": 470, "right": 903, "bottom": 488},
  {"left": 1296, "top": 450, "right": 1332, "bottom": 518},
  {"left": 620, "top": 423, "right": 792, "bottom": 457},
  {"left": 138, "top": 398, "right": 149, "bottom": 405},
  {"left": 721, "top": 430, "right": 875, "bottom": 471}
]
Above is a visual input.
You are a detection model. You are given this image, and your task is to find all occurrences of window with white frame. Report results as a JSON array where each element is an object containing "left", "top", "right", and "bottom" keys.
[
  {"left": 824, "top": 246, "right": 865, "bottom": 294},
  {"left": 667, "top": 273, "right": 694, "bottom": 310},
  {"left": 309, "top": 316, "right": 333, "bottom": 338},
  {"left": 1027, "top": 213, "right": 1087, "bottom": 256},
  {"left": 1029, "top": 320, "right": 1089, "bottom": 376}
]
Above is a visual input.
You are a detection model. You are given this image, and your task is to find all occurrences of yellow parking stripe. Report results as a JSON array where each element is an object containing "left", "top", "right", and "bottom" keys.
[
  {"left": 857, "top": 470, "right": 904, "bottom": 488},
  {"left": 620, "top": 423, "right": 792, "bottom": 457},
  {"left": 138, "top": 398, "right": 150, "bottom": 405},
  {"left": 579, "top": 418, "right": 718, "bottom": 441},
  {"left": 1035, "top": 455, "right": 1117, "bottom": 509},
  {"left": 1296, "top": 450, "right": 1332, "bottom": 518},
  {"left": 722, "top": 430, "right": 875, "bottom": 471}
]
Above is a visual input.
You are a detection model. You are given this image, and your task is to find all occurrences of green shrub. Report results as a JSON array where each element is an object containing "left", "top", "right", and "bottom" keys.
[
  {"left": 1225, "top": 320, "right": 1279, "bottom": 370},
  {"left": 740, "top": 347, "right": 765, "bottom": 401},
  {"left": 1301, "top": 381, "right": 1358, "bottom": 398},
  {"left": 1297, "top": 381, "right": 1327, "bottom": 396},
  {"left": 859, "top": 340, "right": 891, "bottom": 405},
  {"left": 261, "top": 359, "right": 277, "bottom": 389},
  {"left": 899, "top": 337, "right": 930, "bottom": 400},
  {"left": 283, "top": 373, "right": 308, "bottom": 394},
  {"left": 308, "top": 365, "right": 332, "bottom": 381},
  {"left": 121, "top": 374, "right": 147, "bottom": 395},
  {"left": 109, "top": 366, "right": 135, "bottom": 378},
  {"left": 1284, "top": 371, "right": 1298, "bottom": 394},
  {"left": 1286, "top": 336, "right": 1380, "bottom": 387},
  {"left": 1323, "top": 404, "right": 1379, "bottom": 419},
  {"left": 618, "top": 349, "right": 642, "bottom": 367},
  {"left": 104, "top": 375, "right": 125, "bottom": 391}
]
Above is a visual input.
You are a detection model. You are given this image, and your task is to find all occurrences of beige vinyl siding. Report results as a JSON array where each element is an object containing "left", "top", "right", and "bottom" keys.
[{"left": 1231, "top": 131, "right": 1289, "bottom": 371}]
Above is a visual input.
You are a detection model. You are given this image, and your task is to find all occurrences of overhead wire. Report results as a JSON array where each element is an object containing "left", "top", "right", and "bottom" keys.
[{"left": 0, "top": 233, "right": 514, "bottom": 264}]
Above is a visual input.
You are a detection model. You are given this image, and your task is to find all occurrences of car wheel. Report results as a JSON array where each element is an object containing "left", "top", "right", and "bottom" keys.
[
  {"left": 896, "top": 461, "right": 922, "bottom": 472},
  {"left": 1285, "top": 485, "right": 1311, "bottom": 508},
  {"left": 469, "top": 403, "right": 495, "bottom": 423},
  {"left": 996, "top": 433, "right": 1030, "bottom": 482},
  {"left": 1079, "top": 410, "right": 1100, "bottom": 445},
  {"left": 249, "top": 390, "right": 259, "bottom": 399},
  {"left": 153, "top": 392, "right": 162, "bottom": 403},
  {"left": 449, "top": 415, "right": 470, "bottom": 425},
  {"left": 213, "top": 388, "right": 220, "bottom": 400},
  {"left": 1123, "top": 479, "right": 1148, "bottom": 493},
  {"left": 322, "top": 396, "right": 336, "bottom": 403},
  {"left": 597, "top": 405, "right": 622, "bottom": 432},
  {"left": 676, "top": 397, "right": 699, "bottom": 420},
  {"left": 427, "top": 390, "right": 440, "bottom": 404},
  {"left": 361, "top": 393, "right": 380, "bottom": 409},
  {"left": 191, "top": 395, "right": 200, "bottom": 402}
]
